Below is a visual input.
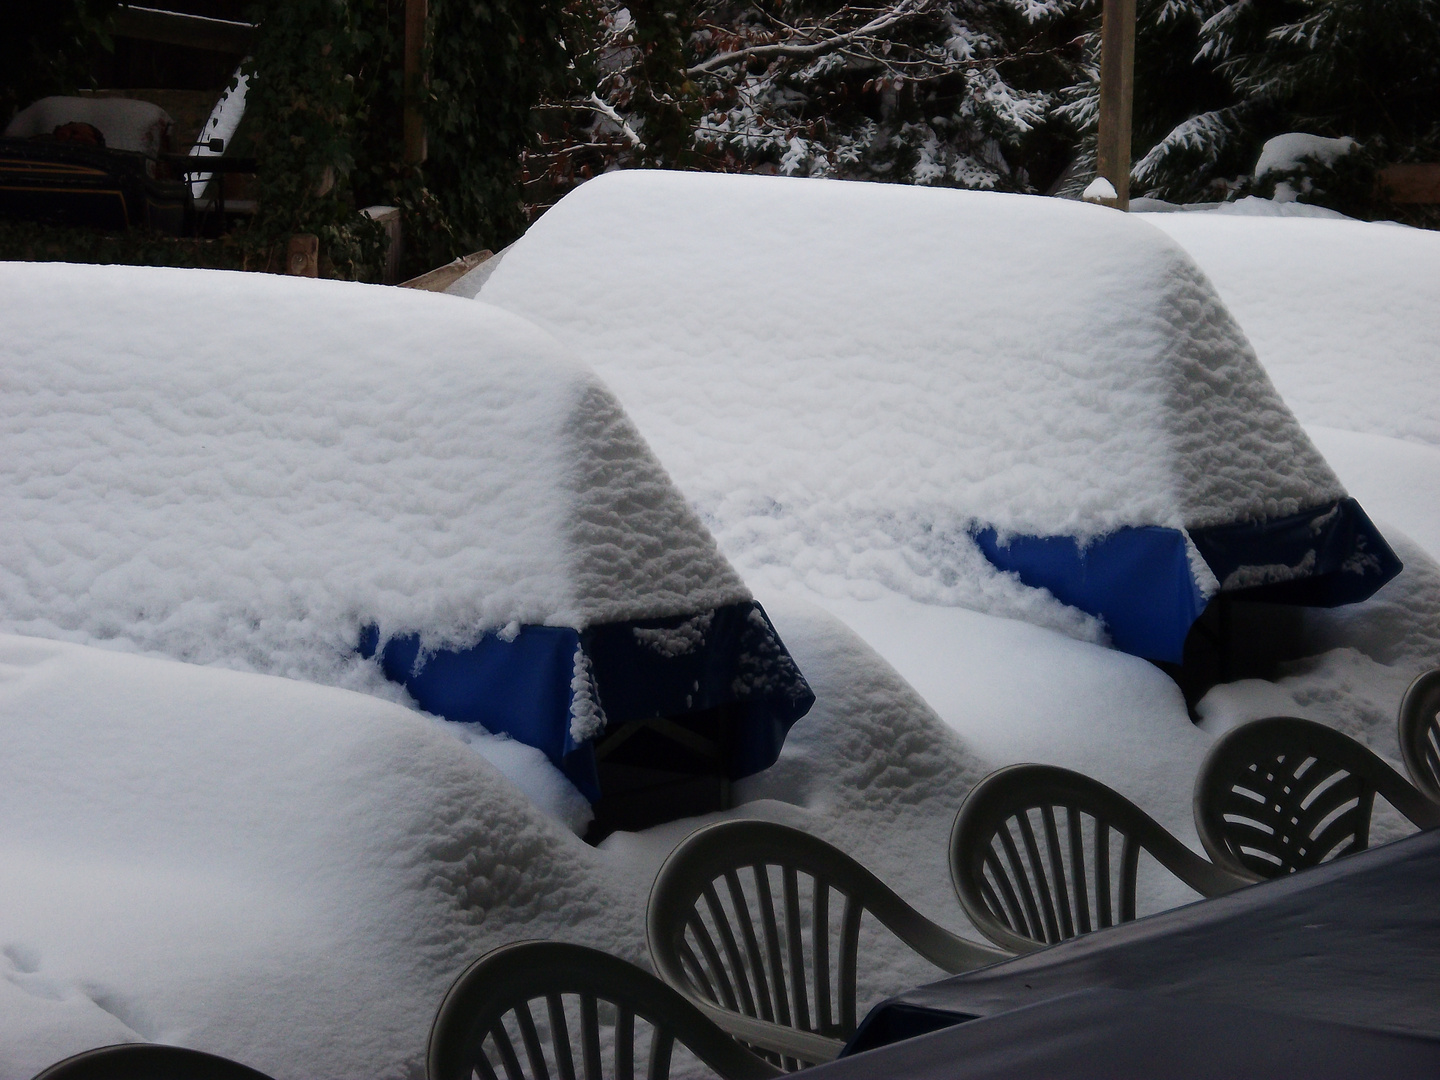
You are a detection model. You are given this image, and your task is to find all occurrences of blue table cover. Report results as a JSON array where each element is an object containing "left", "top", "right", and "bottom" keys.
[
  {"left": 976, "top": 497, "right": 1400, "bottom": 662},
  {"left": 360, "top": 600, "right": 814, "bottom": 801}
]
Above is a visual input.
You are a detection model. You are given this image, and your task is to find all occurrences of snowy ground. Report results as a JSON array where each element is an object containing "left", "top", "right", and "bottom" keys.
[{"left": 4, "top": 191, "right": 1439, "bottom": 1078}]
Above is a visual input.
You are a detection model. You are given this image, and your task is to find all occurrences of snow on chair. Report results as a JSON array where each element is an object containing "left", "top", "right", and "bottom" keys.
[
  {"left": 646, "top": 820, "right": 1008, "bottom": 1070},
  {"left": 30, "top": 1044, "right": 276, "bottom": 1080},
  {"left": 426, "top": 941, "right": 780, "bottom": 1080},
  {"left": 950, "top": 764, "right": 1250, "bottom": 954},
  {"left": 1399, "top": 670, "right": 1440, "bottom": 804},
  {"left": 1194, "top": 715, "right": 1440, "bottom": 881}
]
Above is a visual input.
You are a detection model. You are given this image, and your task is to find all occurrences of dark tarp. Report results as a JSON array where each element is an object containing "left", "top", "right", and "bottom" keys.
[
  {"left": 841, "top": 829, "right": 1440, "bottom": 1073},
  {"left": 360, "top": 600, "right": 814, "bottom": 801},
  {"left": 976, "top": 497, "right": 1400, "bottom": 663},
  {"left": 813, "top": 987, "right": 1440, "bottom": 1079}
]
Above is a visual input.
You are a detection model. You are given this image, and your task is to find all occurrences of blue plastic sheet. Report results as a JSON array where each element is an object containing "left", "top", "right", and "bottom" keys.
[
  {"left": 360, "top": 601, "right": 813, "bottom": 802},
  {"left": 976, "top": 497, "right": 1400, "bottom": 663}
]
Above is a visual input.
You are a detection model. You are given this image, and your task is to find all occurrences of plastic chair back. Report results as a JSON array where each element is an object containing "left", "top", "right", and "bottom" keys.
[
  {"left": 1399, "top": 670, "right": 1440, "bottom": 804},
  {"left": 31, "top": 1044, "right": 275, "bottom": 1080},
  {"left": 647, "top": 820, "right": 1006, "bottom": 1069},
  {"left": 427, "top": 940, "right": 780, "bottom": 1080},
  {"left": 1195, "top": 715, "right": 1440, "bottom": 880},
  {"left": 951, "top": 763, "right": 1248, "bottom": 954}
]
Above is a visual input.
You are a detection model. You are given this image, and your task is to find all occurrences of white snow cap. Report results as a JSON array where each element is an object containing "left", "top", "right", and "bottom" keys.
[
  {"left": 475, "top": 171, "right": 1343, "bottom": 603},
  {"left": 1255, "top": 133, "right": 1357, "bottom": 179},
  {"left": 5, "top": 96, "right": 173, "bottom": 157},
  {"left": 1082, "top": 175, "right": 1118, "bottom": 202},
  {"left": 0, "top": 262, "right": 747, "bottom": 684}
]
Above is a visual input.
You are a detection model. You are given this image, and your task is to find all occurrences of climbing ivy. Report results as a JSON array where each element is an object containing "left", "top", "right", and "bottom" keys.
[{"left": 242, "top": 0, "right": 569, "bottom": 281}]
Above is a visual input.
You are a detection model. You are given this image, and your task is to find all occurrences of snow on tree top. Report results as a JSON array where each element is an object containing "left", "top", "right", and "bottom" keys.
[
  {"left": 0, "top": 262, "right": 747, "bottom": 683},
  {"left": 476, "top": 171, "right": 1344, "bottom": 559}
]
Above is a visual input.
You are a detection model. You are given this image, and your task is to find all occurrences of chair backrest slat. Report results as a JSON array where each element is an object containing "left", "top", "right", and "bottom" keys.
[
  {"left": 751, "top": 865, "right": 792, "bottom": 1029},
  {"left": 812, "top": 880, "right": 832, "bottom": 1033},
  {"left": 1093, "top": 820, "right": 1112, "bottom": 930},
  {"left": 685, "top": 915, "right": 737, "bottom": 1013},
  {"left": 952, "top": 764, "right": 1249, "bottom": 953},
  {"left": 648, "top": 821, "right": 1008, "bottom": 1071},
  {"left": 615, "top": 1004, "right": 635, "bottom": 1080},
  {"left": 836, "top": 893, "right": 862, "bottom": 1033},
  {"left": 1040, "top": 806, "right": 1075, "bottom": 940},
  {"left": 515, "top": 1000, "right": 551, "bottom": 1080},
  {"left": 492, "top": 1020, "right": 526, "bottom": 1080},
  {"left": 546, "top": 993, "right": 577, "bottom": 1080},
  {"left": 1119, "top": 835, "right": 1139, "bottom": 923},
  {"left": 1014, "top": 811, "right": 1060, "bottom": 943},
  {"left": 1195, "top": 716, "right": 1440, "bottom": 880},
  {"left": 428, "top": 942, "right": 781, "bottom": 1080},
  {"left": 646, "top": 1031, "right": 674, "bottom": 1080},
  {"left": 780, "top": 866, "right": 811, "bottom": 1035},
  {"left": 701, "top": 881, "right": 755, "bottom": 1016},
  {"left": 580, "top": 993, "right": 602, "bottom": 1080},
  {"left": 994, "top": 821, "right": 1043, "bottom": 940},
  {"left": 723, "top": 868, "right": 775, "bottom": 1023},
  {"left": 1066, "top": 807, "right": 1091, "bottom": 935}
]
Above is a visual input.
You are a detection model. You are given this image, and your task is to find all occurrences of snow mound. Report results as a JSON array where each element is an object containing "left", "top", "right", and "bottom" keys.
[
  {"left": 475, "top": 172, "right": 1342, "bottom": 635},
  {"left": 0, "top": 634, "right": 615, "bottom": 1080},
  {"left": 0, "top": 262, "right": 747, "bottom": 687},
  {"left": 0, "top": 602, "right": 1006, "bottom": 1077},
  {"left": 1142, "top": 215, "right": 1440, "bottom": 447}
]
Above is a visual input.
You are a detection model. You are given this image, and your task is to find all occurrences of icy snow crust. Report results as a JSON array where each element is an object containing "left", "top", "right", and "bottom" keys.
[
  {"left": 476, "top": 172, "right": 1343, "bottom": 631},
  {"left": 1142, "top": 214, "right": 1440, "bottom": 449},
  {"left": 0, "top": 262, "right": 747, "bottom": 684}
]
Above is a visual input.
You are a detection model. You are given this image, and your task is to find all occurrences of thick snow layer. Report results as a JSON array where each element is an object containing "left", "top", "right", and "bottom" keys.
[
  {"left": 1142, "top": 214, "right": 1440, "bottom": 447},
  {"left": 475, "top": 172, "right": 1342, "bottom": 638},
  {"left": 0, "top": 635, "right": 620, "bottom": 1080},
  {"left": 1131, "top": 196, "right": 1351, "bottom": 220},
  {"left": 1254, "top": 133, "right": 1357, "bottom": 179},
  {"left": 0, "top": 598, "right": 1011, "bottom": 1079},
  {"left": 1306, "top": 427, "right": 1440, "bottom": 563},
  {"left": 0, "top": 262, "right": 747, "bottom": 689}
]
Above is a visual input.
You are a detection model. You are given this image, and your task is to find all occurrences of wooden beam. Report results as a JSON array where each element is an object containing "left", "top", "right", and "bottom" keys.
[
  {"left": 113, "top": 5, "right": 256, "bottom": 54},
  {"left": 1095, "top": 0, "right": 1136, "bottom": 210},
  {"left": 403, "top": 0, "right": 428, "bottom": 164},
  {"left": 1378, "top": 164, "right": 1440, "bottom": 204}
]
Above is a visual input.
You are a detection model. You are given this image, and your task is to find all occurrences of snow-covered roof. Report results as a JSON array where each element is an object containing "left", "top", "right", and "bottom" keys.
[
  {"left": 0, "top": 263, "right": 747, "bottom": 684},
  {"left": 474, "top": 171, "right": 1344, "bottom": 597}
]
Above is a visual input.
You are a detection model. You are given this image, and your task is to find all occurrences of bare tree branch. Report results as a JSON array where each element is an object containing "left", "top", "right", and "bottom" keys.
[{"left": 686, "top": 0, "right": 936, "bottom": 76}]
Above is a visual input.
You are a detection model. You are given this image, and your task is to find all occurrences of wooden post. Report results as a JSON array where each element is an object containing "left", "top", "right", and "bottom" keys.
[
  {"left": 1096, "top": 0, "right": 1136, "bottom": 210},
  {"left": 403, "top": 0, "right": 428, "bottom": 164},
  {"left": 286, "top": 233, "right": 319, "bottom": 277}
]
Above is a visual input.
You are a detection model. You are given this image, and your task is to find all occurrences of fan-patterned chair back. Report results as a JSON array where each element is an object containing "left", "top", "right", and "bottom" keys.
[
  {"left": 1400, "top": 670, "right": 1440, "bottom": 805},
  {"left": 950, "top": 764, "right": 1248, "bottom": 954},
  {"left": 427, "top": 941, "right": 780, "bottom": 1080},
  {"left": 646, "top": 820, "right": 1006, "bottom": 1070},
  {"left": 1195, "top": 716, "right": 1440, "bottom": 880}
]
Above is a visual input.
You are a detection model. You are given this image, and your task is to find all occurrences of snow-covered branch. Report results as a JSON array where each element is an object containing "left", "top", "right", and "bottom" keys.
[{"left": 687, "top": 1, "right": 938, "bottom": 76}]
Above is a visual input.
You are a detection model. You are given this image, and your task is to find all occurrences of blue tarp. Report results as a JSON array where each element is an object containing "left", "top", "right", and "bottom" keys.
[
  {"left": 360, "top": 601, "right": 813, "bottom": 801},
  {"left": 976, "top": 497, "right": 1401, "bottom": 663}
]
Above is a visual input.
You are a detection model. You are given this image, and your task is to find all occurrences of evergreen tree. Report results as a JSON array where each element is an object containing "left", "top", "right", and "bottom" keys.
[{"left": 527, "top": 0, "right": 1085, "bottom": 212}]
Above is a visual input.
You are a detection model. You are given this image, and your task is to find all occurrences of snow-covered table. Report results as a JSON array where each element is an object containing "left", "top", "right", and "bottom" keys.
[{"left": 833, "top": 828, "right": 1440, "bottom": 1073}]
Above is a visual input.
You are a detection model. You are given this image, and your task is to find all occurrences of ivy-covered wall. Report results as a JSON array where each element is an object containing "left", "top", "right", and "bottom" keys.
[
  {"left": 242, "top": 0, "right": 570, "bottom": 281},
  {"left": 1, "top": 0, "right": 567, "bottom": 281}
]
